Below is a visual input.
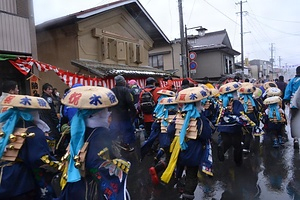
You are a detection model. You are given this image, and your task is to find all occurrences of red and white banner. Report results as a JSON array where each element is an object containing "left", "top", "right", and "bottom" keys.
[
  {"left": 159, "top": 78, "right": 197, "bottom": 90},
  {"left": 54, "top": 68, "right": 147, "bottom": 89},
  {"left": 7, "top": 57, "right": 149, "bottom": 89},
  {"left": 8, "top": 57, "right": 34, "bottom": 75},
  {"left": 8, "top": 56, "right": 197, "bottom": 90},
  {"left": 8, "top": 57, "right": 117, "bottom": 89}
]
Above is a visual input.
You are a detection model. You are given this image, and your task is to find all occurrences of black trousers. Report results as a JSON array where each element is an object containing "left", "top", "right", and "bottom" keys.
[
  {"left": 242, "top": 127, "right": 253, "bottom": 150},
  {"left": 220, "top": 131, "right": 243, "bottom": 164},
  {"left": 184, "top": 166, "right": 198, "bottom": 196},
  {"left": 144, "top": 122, "right": 153, "bottom": 139}
]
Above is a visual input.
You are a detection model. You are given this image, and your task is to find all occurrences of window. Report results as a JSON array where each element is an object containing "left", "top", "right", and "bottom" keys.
[
  {"left": 94, "top": 29, "right": 143, "bottom": 65},
  {"left": 263, "top": 69, "right": 267, "bottom": 76},
  {"left": 224, "top": 56, "right": 233, "bottom": 74},
  {"left": 149, "top": 55, "right": 164, "bottom": 70}
]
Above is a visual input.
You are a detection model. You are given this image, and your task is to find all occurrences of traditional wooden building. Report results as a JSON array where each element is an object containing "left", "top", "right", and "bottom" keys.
[{"left": 35, "top": 0, "right": 182, "bottom": 93}]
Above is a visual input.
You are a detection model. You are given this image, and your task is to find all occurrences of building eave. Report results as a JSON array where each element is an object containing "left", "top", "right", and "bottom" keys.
[
  {"left": 71, "top": 59, "right": 175, "bottom": 78},
  {"left": 35, "top": 0, "right": 170, "bottom": 47},
  {"left": 191, "top": 45, "right": 240, "bottom": 55}
]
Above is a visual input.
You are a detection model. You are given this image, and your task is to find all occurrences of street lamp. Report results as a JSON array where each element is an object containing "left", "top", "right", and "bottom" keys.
[
  {"left": 185, "top": 25, "right": 207, "bottom": 77},
  {"left": 196, "top": 26, "right": 207, "bottom": 37}
]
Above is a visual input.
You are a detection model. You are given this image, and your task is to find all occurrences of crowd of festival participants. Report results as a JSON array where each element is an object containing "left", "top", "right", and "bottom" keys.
[{"left": 0, "top": 66, "right": 299, "bottom": 200}]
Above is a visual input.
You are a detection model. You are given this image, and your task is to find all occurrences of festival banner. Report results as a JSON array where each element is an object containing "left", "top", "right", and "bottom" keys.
[{"left": 2, "top": 55, "right": 195, "bottom": 90}]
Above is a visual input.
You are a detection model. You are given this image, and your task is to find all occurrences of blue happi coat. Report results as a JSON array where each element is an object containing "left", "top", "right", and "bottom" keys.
[
  {"left": 57, "top": 127, "right": 129, "bottom": 200},
  {"left": 0, "top": 121, "right": 56, "bottom": 199}
]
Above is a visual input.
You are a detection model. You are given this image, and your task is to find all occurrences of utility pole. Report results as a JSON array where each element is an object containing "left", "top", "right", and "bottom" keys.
[
  {"left": 178, "top": 0, "right": 187, "bottom": 78},
  {"left": 185, "top": 25, "right": 189, "bottom": 78},
  {"left": 236, "top": 1, "right": 247, "bottom": 80},
  {"left": 279, "top": 56, "right": 282, "bottom": 77},
  {"left": 270, "top": 43, "right": 275, "bottom": 79}
]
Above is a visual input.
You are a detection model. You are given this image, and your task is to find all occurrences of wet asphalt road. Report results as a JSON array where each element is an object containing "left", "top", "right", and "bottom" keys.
[{"left": 121, "top": 121, "right": 300, "bottom": 200}]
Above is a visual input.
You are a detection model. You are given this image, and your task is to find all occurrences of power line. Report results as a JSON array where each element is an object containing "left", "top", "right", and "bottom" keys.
[
  {"left": 245, "top": 2, "right": 299, "bottom": 61},
  {"left": 93, "top": 0, "right": 113, "bottom": 7},
  {"left": 247, "top": 15, "right": 300, "bottom": 36},
  {"left": 186, "top": 0, "right": 197, "bottom": 25},
  {"left": 245, "top": 17, "right": 270, "bottom": 44},
  {"left": 144, "top": 0, "right": 152, "bottom": 6},
  {"left": 245, "top": 2, "right": 272, "bottom": 42},
  {"left": 202, "top": 0, "right": 239, "bottom": 26},
  {"left": 249, "top": 13, "right": 300, "bottom": 24},
  {"left": 244, "top": 17, "right": 269, "bottom": 58}
]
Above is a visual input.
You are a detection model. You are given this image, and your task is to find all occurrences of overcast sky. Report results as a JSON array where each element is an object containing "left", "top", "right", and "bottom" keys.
[{"left": 33, "top": 0, "right": 300, "bottom": 69}]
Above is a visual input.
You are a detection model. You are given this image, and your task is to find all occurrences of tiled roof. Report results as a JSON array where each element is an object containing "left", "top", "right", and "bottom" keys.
[
  {"left": 71, "top": 59, "right": 175, "bottom": 78},
  {"left": 176, "top": 29, "right": 240, "bottom": 55},
  {"left": 36, "top": 0, "right": 169, "bottom": 48},
  {"left": 192, "top": 30, "right": 228, "bottom": 47}
]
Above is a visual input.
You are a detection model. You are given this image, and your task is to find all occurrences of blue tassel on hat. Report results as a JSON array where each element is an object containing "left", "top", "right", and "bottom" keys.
[
  {"left": 239, "top": 94, "right": 256, "bottom": 112},
  {"left": 67, "top": 109, "right": 99, "bottom": 183},
  {"left": 154, "top": 97, "right": 177, "bottom": 127},
  {"left": 219, "top": 92, "right": 233, "bottom": 108},
  {"left": 154, "top": 95, "right": 169, "bottom": 126},
  {"left": 200, "top": 97, "right": 209, "bottom": 105},
  {"left": 179, "top": 103, "right": 200, "bottom": 150},
  {"left": 268, "top": 104, "right": 281, "bottom": 121},
  {"left": 162, "top": 104, "right": 177, "bottom": 126},
  {"left": 0, "top": 108, "right": 33, "bottom": 158}
]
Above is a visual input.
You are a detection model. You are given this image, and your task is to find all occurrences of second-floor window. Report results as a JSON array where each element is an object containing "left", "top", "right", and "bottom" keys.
[
  {"left": 224, "top": 56, "right": 233, "bottom": 74},
  {"left": 93, "top": 28, "right": 143, "bottom": 65},
  {"left": 149, "top": 55, "right": 164, "bottom": 70}
]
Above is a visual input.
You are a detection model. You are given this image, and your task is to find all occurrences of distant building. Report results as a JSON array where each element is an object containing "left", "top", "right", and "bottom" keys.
[
  {"left": 249, "top": 59, "right": 272, "bottom": 81},
  {"left": 186, "top": 29, "right": 240, "bottom": 82},
  {"left": 149, "top": 29, "right": 240, "bottom": 83},
  {"left": 273, "top": 67, "right": 283, "bottom": 79}
]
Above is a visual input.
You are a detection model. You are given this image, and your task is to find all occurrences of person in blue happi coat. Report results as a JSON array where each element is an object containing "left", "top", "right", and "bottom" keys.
[
  {"left": 160, "top": 87, "right": 214, "bottom": 200},
  {"left": 202, "top": 88, "right": 219, "bottom": 124},
  {"left": 216, "top": 82, "right": 248, "bottom": 166},
  {"left": 140, "top": 89, "right": 176, "bottom": 160},
  {"left": 57, "top": 86, "right": 131, "bottom": 200},
  {"left": 284, "top": 66, "right": 300, "bottom": 149},
  {"left": 263, "top": 96, "right": 287, "bottom": 148},
  {"left": 0, "top": 94, "right": 59, "bottom": 200},
  {"left": 140, "top": 94, "right": 178, "bottom": 185},
  {"left": 238, "top": 83, "right": 259, "bottom": 153}
]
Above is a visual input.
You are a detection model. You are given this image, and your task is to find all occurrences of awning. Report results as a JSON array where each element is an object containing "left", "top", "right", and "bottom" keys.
[{"left": 71, "top": 59, "right": 176, "bottom": 78}]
